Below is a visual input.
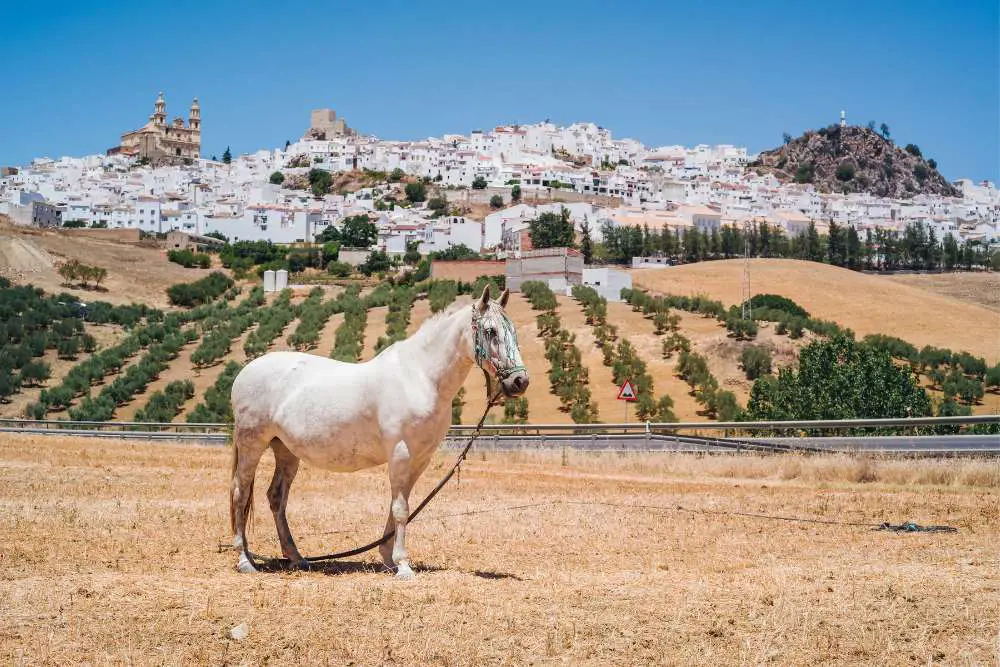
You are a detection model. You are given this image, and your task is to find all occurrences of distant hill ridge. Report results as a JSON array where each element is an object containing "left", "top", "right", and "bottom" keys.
[{"left": 749, "top": 125, "right": 960, "bottom": 199}]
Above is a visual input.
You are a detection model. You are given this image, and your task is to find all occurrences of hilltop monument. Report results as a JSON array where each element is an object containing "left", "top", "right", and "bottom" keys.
[{"left": 303, "top": 108, "right": 354, "bottom": 140}]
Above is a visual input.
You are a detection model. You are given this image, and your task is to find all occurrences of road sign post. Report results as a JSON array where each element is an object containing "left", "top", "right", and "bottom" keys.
[{"left": 617, "top": 379, "right": 638, "bottom": 424}]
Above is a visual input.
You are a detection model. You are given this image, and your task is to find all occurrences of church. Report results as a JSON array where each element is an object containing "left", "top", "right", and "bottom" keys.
[{"left": 110, "top": 92, "right": 201, "bottom": 164}]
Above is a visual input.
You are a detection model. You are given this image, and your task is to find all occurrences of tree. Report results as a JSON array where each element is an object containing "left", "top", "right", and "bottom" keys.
[
  {"left": 308, "top": 168, "right": 333, "bottom": 198},
  {"left": 222, "top": 147, "right": 232, "bottom": 164},
  {"left": 269, "top": 171, "right": 285, "bottom": 185},
  {"left": 782, "top": 132, "right": 793, "bottom": 145},
  {"left": 321, "top": 242, "right": 340, "bottom": 265},
  {"left": 429, "top": 244, "right": 479, "bottom": 261},
  {"left": 942, "top": 233, "right": 959, "bottom": 270},
  {"left": 714, "top": 391, "right": 742, "bottom": 421},
  {"left": 529, "top": 207, "right": 575, "bottom": 249},
  {"left": 471, "top": 176, "right": 488, "bottom": 189},
  {"left": 579, "top": 220, "right": 593, "bottom": 265},
  {"left": 511, "top": 185, "right": 522, "bottom": 202},
  {"left": 427, "top": 196, "right": 449, "bottom": 218},
  {"left": 879, "top": 123, "right": 890, "bottom": 140},
  {"left": 835, "top": 161, "right": 855, "bottom": 182},
  {"left": 793, "top": 163, "right": 814, "bottom": 184},
  {"left": 985, "top": 364, "right": 1000, "bottom": 392},
  {"left": 388, "top": 168, "right": 405, "bottom": 182},
  {"left": 315, "top": 225, "right": 341, "bottom": 244},
  {"left": 866, "top": 120, "right": 876, "bottom": 131},
  {"left": 403, "top": 241, "right": 421, "bottom": 266},
  {"left": 404, "top": 181, "right": 427, "bottom": 203},
  {"left": 358, "top": 250, "right": 391, "bottom": 276},
  {"left": 91, "top": 266, "right": 108, "bottom": 289},
  {"left": 927, "top": 158, "right": 937, "bottom": 170},
  {"left": 740, "top": 346, "right": 772, "bottom": 380},
  {"left": 339, "top": 215, "right": 377, "bottom": 248},
  {"left": 846, "top": 225, "right": 861, "bottom": 270},
  {"left": 904, "top": 143, "right": 922, "bottom": 158},
  {"left": 489, "top": 194, "right": 504, "bottom": 209},
  {"left": 827, "top": 220, "right": 846, "bottom": 266},
  {"left": 326, "top": 261, "right": 353, "bottom": 277},
  {"left": 746, "top": 334, "right": 932, "bottom": 421},
  {"left": 806, "top": 221, "right": 823, "bottom": 262}
]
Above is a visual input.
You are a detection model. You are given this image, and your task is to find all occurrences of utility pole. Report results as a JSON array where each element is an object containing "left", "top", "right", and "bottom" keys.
[{"left": 741, "top": 219, "right": 752, "bottom": 320}]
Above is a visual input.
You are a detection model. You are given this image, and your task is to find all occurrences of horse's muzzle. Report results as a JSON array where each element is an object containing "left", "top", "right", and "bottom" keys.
[{"left": 501, "top": 371, "right": 529, "bottom": 397}]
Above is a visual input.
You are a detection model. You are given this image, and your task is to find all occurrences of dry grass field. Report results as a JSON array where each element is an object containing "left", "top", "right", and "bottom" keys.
[
  {"left": 883, "top": 272, "right": 1000, "bottom": 312},
  {"left": 1, "top": 434, "right": 997, "bottom": 665},
  {"left": 0, "top": 219, "right": 220, "bottom": 309},
  {"left": 631, "top": 259, "right": 1000, "bottom": 364}
]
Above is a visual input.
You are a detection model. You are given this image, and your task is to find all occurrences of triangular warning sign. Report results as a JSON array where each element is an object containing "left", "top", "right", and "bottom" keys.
[{"left": 617, "top": 379, "right": 638, "bottom": 402}]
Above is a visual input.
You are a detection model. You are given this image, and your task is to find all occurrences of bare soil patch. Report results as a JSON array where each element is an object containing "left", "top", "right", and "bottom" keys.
[
  {"left": 0, "top": 435, "right": 995, "bottom": 665},
  {"left": 0, "top": 221, "right": 221, "bottom": 308}
]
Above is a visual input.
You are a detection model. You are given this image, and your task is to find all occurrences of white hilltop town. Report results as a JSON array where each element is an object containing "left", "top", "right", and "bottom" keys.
[{"left": 1, "top": 93, "right": 998, "bottom": 262}]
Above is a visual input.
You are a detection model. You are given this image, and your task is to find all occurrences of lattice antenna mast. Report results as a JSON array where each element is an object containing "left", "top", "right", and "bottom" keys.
[{"left": 741, "top": 219, "right": 752, "bottom": 320}]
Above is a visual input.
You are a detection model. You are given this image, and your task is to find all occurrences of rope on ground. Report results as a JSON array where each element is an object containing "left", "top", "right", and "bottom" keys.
[{"left": 424, "top": 499, "right": 959, "bottom": 533}]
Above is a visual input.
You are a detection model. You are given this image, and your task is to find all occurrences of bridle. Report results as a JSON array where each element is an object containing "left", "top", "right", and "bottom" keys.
[{"left": 471, "top": 302, "right": 526, "bottom": 381}]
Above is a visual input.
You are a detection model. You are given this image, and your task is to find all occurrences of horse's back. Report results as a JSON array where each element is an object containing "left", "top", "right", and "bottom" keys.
[{"left": 232, "top": 351, "right": 362, "bottom": 424}]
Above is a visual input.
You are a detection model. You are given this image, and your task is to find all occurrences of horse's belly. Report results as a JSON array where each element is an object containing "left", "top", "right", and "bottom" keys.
[{"left": 280, "top": 423, "right": 387, "bottom": 472}]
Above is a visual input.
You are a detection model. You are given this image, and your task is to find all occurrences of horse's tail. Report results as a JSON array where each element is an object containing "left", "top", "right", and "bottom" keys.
[{"left": 229, "top": 431, "right": 254, "bottom": 536}]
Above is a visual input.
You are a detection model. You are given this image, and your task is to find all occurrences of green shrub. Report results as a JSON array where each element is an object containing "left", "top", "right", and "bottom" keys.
[{"left": 740, "top": 345, "right": 772, "bottom": 380}]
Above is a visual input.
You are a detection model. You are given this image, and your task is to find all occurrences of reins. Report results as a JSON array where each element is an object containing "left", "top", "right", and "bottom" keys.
[{"left": 242, "top": 388, "right": 506, "bottom": 571}]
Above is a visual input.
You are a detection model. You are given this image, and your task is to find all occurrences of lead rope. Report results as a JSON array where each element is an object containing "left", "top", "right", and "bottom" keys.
[{"left": 243, "top": 387, "right": 505, "bottom": 571}]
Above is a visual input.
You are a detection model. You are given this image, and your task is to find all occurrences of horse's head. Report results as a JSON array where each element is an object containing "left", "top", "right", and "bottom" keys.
[{"left": 472, "top": 285, "right": 529, "bottom": 398}]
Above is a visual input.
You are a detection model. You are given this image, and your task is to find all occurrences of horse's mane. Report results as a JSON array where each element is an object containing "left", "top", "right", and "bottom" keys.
[{"left": 406, "top": 298, "right": 471, "bottom": 350}]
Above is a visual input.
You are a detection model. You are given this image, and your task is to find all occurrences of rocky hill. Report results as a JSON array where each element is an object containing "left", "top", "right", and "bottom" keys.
[{"left": 749, "top": 125, "right": 960, "bottom": 198}]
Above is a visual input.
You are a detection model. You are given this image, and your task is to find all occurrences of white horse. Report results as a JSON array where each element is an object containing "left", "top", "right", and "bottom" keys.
[{"left": 229, "top": 285, "right": 528, "bottom": 578}]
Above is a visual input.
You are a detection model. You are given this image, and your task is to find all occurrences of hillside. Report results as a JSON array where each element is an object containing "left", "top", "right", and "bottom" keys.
[
  {"left": 0, "top": 217, "right": 221, "bottom": 308},
  {"left": 2, "top": 254, "right": 997, "bottom": 426},
  {"left": 630, "top": 259, "right": 999, "bottom": 363},
  {"left": 749, "top": 125, "right": 959, "bottom": 198}
]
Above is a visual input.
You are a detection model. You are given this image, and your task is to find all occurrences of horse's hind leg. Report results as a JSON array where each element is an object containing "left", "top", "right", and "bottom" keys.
[
  {"left": 267, "top": 438, "right": 305, "bottom": 567},
  {"left": 230, "top": 426, "right": 268, "bottom": 573}
]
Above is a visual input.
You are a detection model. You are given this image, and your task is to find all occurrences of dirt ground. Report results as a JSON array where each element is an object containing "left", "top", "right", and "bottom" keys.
[
  {"left": 0, "top": 220, "right": 220, "bottom": 308},
  {"left": 631, "top": 259, "right": 1000, "bottom": 364},
  {"left": 0, "top": 435, "right": 996, "bottom": 665}
]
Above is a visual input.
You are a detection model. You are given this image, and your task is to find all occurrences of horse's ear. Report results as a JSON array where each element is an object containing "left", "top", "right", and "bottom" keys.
[
  {"left": 498, "top": 288, "right": 510, "bottom": 308},
  {"left": 477, "top": 284, "right": 491, "bottom": 312}
]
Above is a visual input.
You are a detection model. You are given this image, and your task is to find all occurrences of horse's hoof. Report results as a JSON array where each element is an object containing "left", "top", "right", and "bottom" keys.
[
  {"left": 237, "top": 553, "right": 258, "bottom": 574},
  {"left": 395, "top": 564, "right": 415, "bottom": 581}
]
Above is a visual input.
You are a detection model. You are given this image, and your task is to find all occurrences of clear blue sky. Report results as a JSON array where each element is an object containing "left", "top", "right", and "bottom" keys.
[{"left": 1, "top": 0, "right": 997, "bottom": 181}]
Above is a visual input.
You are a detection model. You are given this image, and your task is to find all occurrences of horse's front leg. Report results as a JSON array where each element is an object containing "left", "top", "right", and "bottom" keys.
[{"left": 380, "top": 442, "right": 431, "bottom": 579}]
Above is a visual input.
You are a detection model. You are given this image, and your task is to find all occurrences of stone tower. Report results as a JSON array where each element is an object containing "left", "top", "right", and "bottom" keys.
[
  {"left": 189, "top": 98, "right": 201, "bottom": 132},
  {"left": 154, "top": 92, "right": 166, "bottom": 126}
]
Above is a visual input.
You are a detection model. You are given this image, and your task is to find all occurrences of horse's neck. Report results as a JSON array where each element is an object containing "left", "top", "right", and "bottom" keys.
[{"left": 397, "top": 307, "right": 475, "bottom": 405}]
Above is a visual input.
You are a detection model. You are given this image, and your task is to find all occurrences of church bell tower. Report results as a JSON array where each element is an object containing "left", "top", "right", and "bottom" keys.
[
  {"left": 153, "top": 92, "right": 166, "bottom": 126},
  {"left": 189, "top": 98, "right": 201, "bottom": 132}
]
